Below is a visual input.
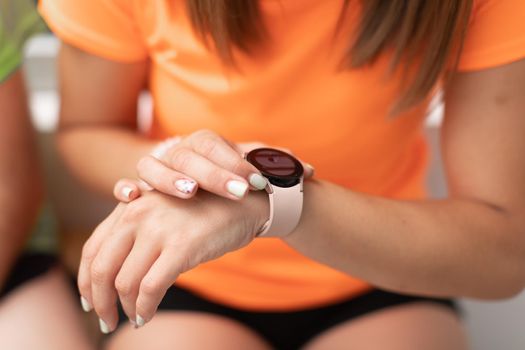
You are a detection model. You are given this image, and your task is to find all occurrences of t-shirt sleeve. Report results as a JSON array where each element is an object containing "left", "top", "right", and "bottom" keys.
[
  {"left": 0, "top": 0, "right": 45, "bottom": 82},
  {"left": 457, "top": 0, "right": 525, "bottom": 71},
  {"left": 39, "top": 0, "right": 147, "bottom": 62}
]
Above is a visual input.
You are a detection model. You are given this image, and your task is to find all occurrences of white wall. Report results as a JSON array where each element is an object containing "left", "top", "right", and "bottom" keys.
[{"left": 25, "top": 35, "right": 525, "bottom": 350}]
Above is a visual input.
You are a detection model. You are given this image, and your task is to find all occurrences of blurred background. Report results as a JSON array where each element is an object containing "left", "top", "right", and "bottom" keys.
[{"left": 24, "top": 32, "right": 525, "bottom": 350}]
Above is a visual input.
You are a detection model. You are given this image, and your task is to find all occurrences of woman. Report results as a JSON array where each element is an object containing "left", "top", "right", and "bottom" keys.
[
  {"left": 0, "top": 0, "right": 93, "bottom": 349},
  {"left": 40, "top": 0, "right": 525, "bottom": 349}
]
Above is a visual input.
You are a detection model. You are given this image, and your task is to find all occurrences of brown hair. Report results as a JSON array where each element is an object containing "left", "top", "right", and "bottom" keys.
[{"left": 187, "top": 0, "right": 473, "bottom": 113}]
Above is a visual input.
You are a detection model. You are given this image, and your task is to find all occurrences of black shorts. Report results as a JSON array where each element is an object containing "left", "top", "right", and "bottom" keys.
[
  {"left": 116, "top": 285, "right": 459, "bottom": 350},
  {"left": 0, "top": 253, "right": 58, "bottom": 298}
]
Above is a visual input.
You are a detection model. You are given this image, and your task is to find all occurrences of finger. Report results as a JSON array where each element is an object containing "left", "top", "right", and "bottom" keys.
[
  {"left": 78, "top": 204, "right": 126, "bottom": 314},
  {"left": 114, "top": 179, "right": 141, "bottom": 203},
  {"left": 168, "top": 148, "right": 258, "bottom": 200},
  {"left": 115, "top": 236, "right": 161, "bottom": 324},
  {"left": 137, "top": 156, "right": 199, "bottom": 199},
  {"left": 90, "top": 225, "right": 135, "bottom": 333},
  {"left": 144, "top": 149, "right": 253, "bottom": 200},
  {"left": 135, "top": 248, "right": 182, "bottom": 327},
  {"left": 303, "top": 163, "right": 315, "bottom": 179},
  {"left": 224, "top": 140, "right": 268, "bottom": 187},
  {"left": 185, "top": 131, "right": 267, "bottom": 190},
  {"left": 221, "top": 137, "right": 244, "bottom": 154}
]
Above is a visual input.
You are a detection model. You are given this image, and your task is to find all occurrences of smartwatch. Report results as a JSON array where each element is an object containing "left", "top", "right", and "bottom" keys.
[{"left": 245, "top": 148, "right": 304, "bottom": 237}]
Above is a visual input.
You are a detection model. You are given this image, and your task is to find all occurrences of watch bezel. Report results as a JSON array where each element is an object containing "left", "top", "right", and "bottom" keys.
[{"left": 246, "top": 147, "right": 304, "bottom": 188}]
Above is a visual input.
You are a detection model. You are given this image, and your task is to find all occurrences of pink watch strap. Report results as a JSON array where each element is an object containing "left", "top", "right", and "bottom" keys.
[{"left": 257, "top": 180, "right": 304, "bottom": 237}]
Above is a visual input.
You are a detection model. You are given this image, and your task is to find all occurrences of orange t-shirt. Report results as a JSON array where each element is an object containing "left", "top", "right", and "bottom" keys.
[{"left": 40, "top": 0, "right": 525, "bottom": 311}]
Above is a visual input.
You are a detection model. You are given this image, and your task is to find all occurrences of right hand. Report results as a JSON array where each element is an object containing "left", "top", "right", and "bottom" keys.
[
  {"left": 113, "top": 129, "right": 314, "bottom": 203},
  {"left": 80, "top": 187, "right": 270, "bottom": 332}
]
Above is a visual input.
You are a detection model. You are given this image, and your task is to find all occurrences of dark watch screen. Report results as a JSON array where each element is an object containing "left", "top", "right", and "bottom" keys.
[{"left": 246, "top": 148, "right": 304, "bottom": 188}]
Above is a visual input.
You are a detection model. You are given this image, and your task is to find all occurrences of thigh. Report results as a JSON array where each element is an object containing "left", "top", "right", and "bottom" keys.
[
  {"left": 303, "top": 302, "right": 468, "bottom": 350},
  {"left": 0, "top": 267, "right": 94, "bottom": 350},
  {"left": 106, "top": 311, "right": 272, "bottom": 350}
]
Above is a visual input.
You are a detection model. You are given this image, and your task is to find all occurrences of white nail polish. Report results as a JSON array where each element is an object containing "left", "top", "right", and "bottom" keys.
[
  {"left": 305, "top": 163, "right": 315, "bottom": 175},
  {"left": 136, "top": 314, "right": 146, "bottom": 328},
  {"left": 249, "top": 174, "right": 267, "bottom": 190},
  {"left": 99, "top": 318, "right": 111, "bottom": 334},
  {"left": 122, "top": 186, "right": 134, "bottom": 199},
  {"left": 175, "top": 179, "right": 197, "bottom": 194},
  {"left": 80, "top": 296, "right": 92, "bottom": 312},
  {"left": 226, "top": 180, "right": 249, "bottom": 198}
]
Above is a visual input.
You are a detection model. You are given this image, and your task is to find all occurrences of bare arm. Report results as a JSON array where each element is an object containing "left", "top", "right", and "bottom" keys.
[
  {"left": 57, "top": 44, "right": 264, "bottom": 200},
  {"left": 56, "top": 44, "right": 153, "bottom": 196},
  {"left": 76, "top": 54, "right": 525, "bottom": 332},
  {"left": 284, "top": 59, "right": 525, "bottom": 299},
  {"left": 0, "top": 70, "right": 43, "bottom": 287}
]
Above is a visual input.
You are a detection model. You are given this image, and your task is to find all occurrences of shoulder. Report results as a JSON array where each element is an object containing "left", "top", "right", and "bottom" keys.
[{"left": 458, "top": 0, "right": 525, "bottom": 71}]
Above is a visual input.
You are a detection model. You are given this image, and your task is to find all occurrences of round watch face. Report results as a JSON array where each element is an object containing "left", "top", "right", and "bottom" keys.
[{"left": 246, "top": 148, "right": 304, "bottom": 188}]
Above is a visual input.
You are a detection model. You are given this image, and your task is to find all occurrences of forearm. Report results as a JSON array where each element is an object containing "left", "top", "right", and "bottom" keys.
[
  {"left": 56, "top": 126, "right": 156, "bottom": 197},
  {"left": 0, "top": 70, "right": 43, "bottom": 287},
  {"left": 284, "top": 180, "right": 525, "bottom": 299},
  {"left": 56, "top": 43, "right": 153, "bottom": 197}
]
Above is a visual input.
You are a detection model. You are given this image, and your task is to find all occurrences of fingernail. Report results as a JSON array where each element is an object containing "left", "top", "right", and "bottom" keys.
[
  {"left": 129, "top": 319, "right": 137, "bottom": 327},
  {"left": 80, "top": 296, "right": 92, "bottom": 312},
  {"left": 249, "top": 173, "right": 267, "bottom": 190},
  {"left": 99, "top": 318, "right": 111, "bottom": 334},
  {"left": 136, "top": 314, "right": 146, "bottom": 328},
  {"left": 226, "top": 180, "right": 249, "bottom": 198},
  {"left": 175, "top": 179, "right": 197, "bottom": 194},
  {"left": 305, "top": 163, "right": 315, "bottom": 175},
  {"left": 122, "top": 186, "right": 134, "bottom": 199}
]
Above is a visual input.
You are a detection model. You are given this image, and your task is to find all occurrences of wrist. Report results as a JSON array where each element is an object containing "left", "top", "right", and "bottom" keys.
[{"left": 246, "top": 191, "right": 270, "bottom": 238}]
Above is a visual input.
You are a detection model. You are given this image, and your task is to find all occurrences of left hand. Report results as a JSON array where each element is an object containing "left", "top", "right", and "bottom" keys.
[{"left": 77, "top": 189, "right": 268, "bottom": 333}]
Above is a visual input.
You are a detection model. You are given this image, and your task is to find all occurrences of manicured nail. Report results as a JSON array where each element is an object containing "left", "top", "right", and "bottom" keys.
[
  {"left": 122, "top": 186, "right": 134, "bottom": 199},
  {"left": 175, "top": 179, "right": 197, "bottom": 194},
  {"left": 305, "top": 163, "right": 315, "bottom": 176},
  {"left": 129, "top": 319, "right": 137, "bottom": 327},
  {"left": 226, "top": 180, "right": 249, "bottom": 198},
  {"left": 136, "top": 314, "right": 146, "bottom": 328},
  {"left": 99, "top": 318, "right": 111, "bottom": 334},
  {"left": 249, "top": 173, "right": 267, "bottom": 190},
  {"left": 80, "top": 296, "right": 92, "bottom": 312}
]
